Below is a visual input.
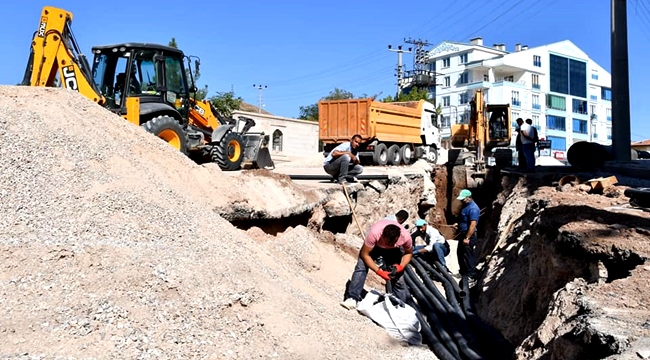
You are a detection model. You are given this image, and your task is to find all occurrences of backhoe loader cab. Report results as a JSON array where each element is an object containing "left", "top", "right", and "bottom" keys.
[{"left": 90, "top": 43, "right": 192, "bottom": 152}]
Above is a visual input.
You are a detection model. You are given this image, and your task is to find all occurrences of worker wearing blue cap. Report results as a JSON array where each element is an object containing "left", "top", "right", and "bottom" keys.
[
  {"left": 411, "top": 219, "right": 450, "bottom": 270},
  {"left": 451, "top": 189, "right": 480, "bottom": 281}
]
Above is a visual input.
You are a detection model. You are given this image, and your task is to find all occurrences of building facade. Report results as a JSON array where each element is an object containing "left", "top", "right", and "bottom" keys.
[
  {"left": 423, "top": 37, "right": 612, "bottom": 162},
  {"left": 231, "top": 110, "right": 320, "bottom": 159}
]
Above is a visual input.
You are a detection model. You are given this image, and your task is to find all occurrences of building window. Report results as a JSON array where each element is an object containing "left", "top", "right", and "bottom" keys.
[
  {"left": 546, "top": 94, "right": 566, "bottom": 111},
  {"left": 546, "top": 115, "right": 566, "bottom": 131},
  {"left": 444, "top": 76, "right": 450, "bottom": 87},
  {"left": 443, "top": 96, "right": 450, "bottom": 107},
  {"left": 459, "top": 72, "right": 469, "bottom": 84},
  {"left": 533, "top": 55, "right": 541, "bottom": 67},
  {"left": 459, "top": 92, "right": 469, "bottom": 104},
  {"left": 590, "top": 105, "right": 597, "bottom": 119},
  {"left": 572, "top": 99, "right": 587, "bottom": 115},
  {"left": 573, "top": 119, "right": 588, "bottom": 134},
  {"left": 532, "top": 94, "right": 540, "bottom": 110},
  {"left": 441, "top": 115, "right": 450, "bottom": 127},
  {"left": 532, "top": 115, "right": 540, "bottom": 129},
  {"left": 549, "top": 54, "right": 587, "bottom": 98},
  {"left": 511, "top": 91, "right": 520, "bottom": 106},
  {"left": 590, "top": 94, "right": 598, "bottom": 101},
  {"left": 459, "top": 53, "right": 468, "bottom": 64},
  {"left": 483, "top": 74, "right": 489, "bottom": 81},
  {"left": 532, "top": 74, "right": 540, "bottom": 90},
  {"left": 458, "top": 112, "right": 469, "bottom": 124},
  {"left": 607, "top": 127, "right": 612, "bottom": 140},
  {"left": 511, "top": 111, "right": 520, "bottom": 126},
  {"left": 606, "top": 108, "right": 612, "bottom": 121},
  {"left": 592, "top": 73, "right": 599, "bottom": 80},
  {"left": 272, "top": 129, "right": 283, "bottom": 151},
  {"left": 442, "top": 57, "right": 450, "bottom": 68},
  {"left": 547, "top": 136, "right": 566, "bottom": 151},
  {"left": 601, "top": 87, "right": 612, "bottom": 101}
]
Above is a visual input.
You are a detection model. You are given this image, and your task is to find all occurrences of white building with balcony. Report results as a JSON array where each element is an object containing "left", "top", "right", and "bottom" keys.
[{"left": 425, "top": 37, "right": 612, "bottom": 162}]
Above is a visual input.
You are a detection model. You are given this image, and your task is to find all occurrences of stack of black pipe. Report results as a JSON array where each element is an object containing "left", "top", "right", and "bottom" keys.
[{"left": 403, "top": 256, "right": 514, "bottom": 360}]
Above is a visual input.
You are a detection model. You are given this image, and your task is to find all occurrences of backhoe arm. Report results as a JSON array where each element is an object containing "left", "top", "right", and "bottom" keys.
[{"left": 22, "top": 6, "right": 105, "bottom": 105}]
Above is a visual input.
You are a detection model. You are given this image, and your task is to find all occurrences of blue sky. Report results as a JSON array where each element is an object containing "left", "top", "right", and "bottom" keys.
[{"left": 3, "top": 0, "right": 649, "bottom": 141}]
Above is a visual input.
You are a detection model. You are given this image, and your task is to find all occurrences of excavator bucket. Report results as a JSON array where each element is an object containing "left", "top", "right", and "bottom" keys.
[{"left": 241, "top": 133, "right": 275, "bottom": 169}]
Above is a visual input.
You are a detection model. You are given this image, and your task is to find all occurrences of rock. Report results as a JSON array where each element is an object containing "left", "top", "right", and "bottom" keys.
[
  {"left": 578, "top": 184, "right": 592, "bottom": 192},
  {"left": 322, "top": 191, "right": 351, "bottom": 217}
]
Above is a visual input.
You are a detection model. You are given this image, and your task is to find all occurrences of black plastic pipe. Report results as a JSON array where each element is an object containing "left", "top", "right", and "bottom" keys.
[
  {"left": 415, "top": 258, "right": 467, "bottom": 320},
  {"left": 412, "top": 258, "right": 466, "bottom": 320},
  {"left": 405, "top": 266, "right": 485, "bottom": 360},
  {"left": 404, "top": 273, "right": 460, "bottom": 360},
  {"left": 433, "top": 259, "right": 465, "bottom": 298},
  {"left": 458, "top": 276, "right": 515, "bottom": 360},
  {"left": 286, "top": 174, "right": 389, "bottom": 180}
]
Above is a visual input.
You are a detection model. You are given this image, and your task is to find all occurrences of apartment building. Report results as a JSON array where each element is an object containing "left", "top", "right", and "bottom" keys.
[{"left": 423, "top": 37, "right": 612, "bottom": 161}]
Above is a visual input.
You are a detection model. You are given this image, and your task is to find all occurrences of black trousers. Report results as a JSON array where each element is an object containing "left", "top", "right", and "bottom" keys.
[{"left": 456, "top": 231, "right": 477, "bottom": 279}]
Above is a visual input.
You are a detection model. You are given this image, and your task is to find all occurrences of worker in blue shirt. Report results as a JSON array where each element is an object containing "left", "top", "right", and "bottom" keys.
[{"left": 451, "top": 189, "right": 480, "bottom": 282}]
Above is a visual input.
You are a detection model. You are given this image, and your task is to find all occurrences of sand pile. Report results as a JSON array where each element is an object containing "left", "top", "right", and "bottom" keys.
[{"left": 0, "top": 86, "right": 433, "bottom": 359}]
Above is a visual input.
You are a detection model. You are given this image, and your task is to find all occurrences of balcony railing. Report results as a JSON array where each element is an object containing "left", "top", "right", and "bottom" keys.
[
  {"left": 607, "top": 116, "right": 612, "bottom": 121},
  {"left": 532, "top": 104, "right": 541, "bottom": 110},
  {"left": 532, "top": 84, "right": 540, "bottom": 90},
  {"left": 511, "top": 99, "right": 521, "bottom": 107}
]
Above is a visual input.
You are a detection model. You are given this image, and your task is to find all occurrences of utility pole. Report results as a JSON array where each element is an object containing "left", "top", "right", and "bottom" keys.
[
  {"left": 611, "top": 0, "right": 631, "bottom": 162},
  {"left": 388, "top": 44, "right": 412, "bottom": 97},
  {"left": 404, "top": 37, "right": 432, "bottom": 71},
  {"left": 253, "top": 84, "right": 267, "bottom": 113}
]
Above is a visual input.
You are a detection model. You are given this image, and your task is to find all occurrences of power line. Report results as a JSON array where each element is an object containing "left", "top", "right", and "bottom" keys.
[
  {"left": 264, "top": 70, "right": 393, "bottom": 102},
  {"left": 455, "top": 0, "right": 528, "bottom": 41}
]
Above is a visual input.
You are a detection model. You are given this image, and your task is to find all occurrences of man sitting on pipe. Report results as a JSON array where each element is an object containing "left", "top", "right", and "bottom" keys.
[
  {"left": 322, "top": 134, "right": 364, "bottom": 185},
  {"left": 340, "top": 218, "right": 413, "bottom": 310},
  {"left": 410, "top": 219, "right": 451, "bottom": 271}
]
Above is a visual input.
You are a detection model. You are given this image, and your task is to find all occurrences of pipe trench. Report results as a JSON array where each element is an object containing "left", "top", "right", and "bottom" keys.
[{"left": 403, "top": 255, "right": 514, "bottom": 360}]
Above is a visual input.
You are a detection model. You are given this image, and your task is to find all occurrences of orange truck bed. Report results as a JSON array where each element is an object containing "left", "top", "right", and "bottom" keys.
[{"left": 318, "top": 98, "right": 425, "bottom": 144}]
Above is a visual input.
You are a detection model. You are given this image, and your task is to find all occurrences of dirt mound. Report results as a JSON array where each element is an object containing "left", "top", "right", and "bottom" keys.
[
  {"left": 476, "top": 173, "right": 650, "bottom": 359},
  {"left": 0, "top": 86, "right": 434, "bottom": 359}
]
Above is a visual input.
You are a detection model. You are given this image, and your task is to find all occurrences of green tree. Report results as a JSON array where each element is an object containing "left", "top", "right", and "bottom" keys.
[
  {"left": 380, "top": 86, "right": 432, "bottom": 102},
  {"left": 298, "top": 88, "right": 382, "bottom": 121},
  {"left": 167, "top": 37, "right": 208, "bottom": 100},
  {"left": 209, "top": 91, "right": 243, "bottom": 118}
]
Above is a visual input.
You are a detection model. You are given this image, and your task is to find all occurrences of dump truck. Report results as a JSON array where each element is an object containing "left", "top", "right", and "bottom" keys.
[
  {"left": 21, "top": 5, "right": 273, "bottom": 171},
  {"left": 318, "top": 98, "right": 442, "bottom": 166}
]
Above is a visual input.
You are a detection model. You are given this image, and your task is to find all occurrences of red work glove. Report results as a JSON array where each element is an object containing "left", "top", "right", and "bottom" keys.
[
  {"left": 392, "top": 264, "right": 404, "bottom": 273},
  {"left": 376, "top": 269, "right": 391, "bottom": 281}
]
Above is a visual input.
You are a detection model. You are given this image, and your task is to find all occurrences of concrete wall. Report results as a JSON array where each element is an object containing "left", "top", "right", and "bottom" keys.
[{"left": 231, "top": 110, "right": 320, "bottom": 156}]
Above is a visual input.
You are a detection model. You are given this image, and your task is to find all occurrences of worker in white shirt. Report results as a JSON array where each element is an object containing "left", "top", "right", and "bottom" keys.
[{"left": 410, "top": 219, "right": 451, "bottom": 270}]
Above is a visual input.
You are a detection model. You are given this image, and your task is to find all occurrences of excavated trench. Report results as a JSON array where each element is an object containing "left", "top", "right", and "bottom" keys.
[{"left": 223, "top": 164, "right": 650, "bottom": 360}]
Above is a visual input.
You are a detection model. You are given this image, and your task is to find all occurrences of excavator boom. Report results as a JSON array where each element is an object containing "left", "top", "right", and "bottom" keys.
[{"left": 21, "top": 6, "right": 105, "bottom": 105}]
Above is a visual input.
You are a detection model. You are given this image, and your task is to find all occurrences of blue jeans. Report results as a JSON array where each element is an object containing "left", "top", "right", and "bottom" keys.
[
  {"left": 522, "top": 143, "right": 536, "bottom": 170},
  {"left": 344, "top": 247, "right": 409, "bottom": 302}
]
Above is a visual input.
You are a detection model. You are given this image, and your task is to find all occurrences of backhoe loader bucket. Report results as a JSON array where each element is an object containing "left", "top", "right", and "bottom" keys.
[{"left": 242, "top": 133, "right": 275, "bottom": 169}]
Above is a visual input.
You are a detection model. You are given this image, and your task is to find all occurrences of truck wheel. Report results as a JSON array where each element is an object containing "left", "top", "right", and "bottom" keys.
[
  {"left": 373, "top": 143, "right": 388, "bottom": 166},
  {"left": 388, "top": 144, "right": 401, "bottom": 165},
  {"left": 141, "top": 115, "right": 188, "bottom": 155},
  {"left": 211, "top": 131, "right": 245, "bottom": 171},
  {"left": 400, "top": 145, "right": 413, "bottom": 165},
  {"left": 427, "top": 147, "right": 439, "bottom": 164}
]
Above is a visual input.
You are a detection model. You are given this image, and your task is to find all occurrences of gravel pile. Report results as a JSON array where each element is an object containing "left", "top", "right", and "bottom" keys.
[{"left": 0, "top": 87, "right": 437, "bottom": 359}]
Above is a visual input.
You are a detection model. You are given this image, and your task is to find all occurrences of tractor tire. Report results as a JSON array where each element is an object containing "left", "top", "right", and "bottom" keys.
[
  {"left": 141, "top": 115, "right": 188, "bottom": 155},
  {"left": 373, "top": 143, "right": 388, "bottom": 166},
  {"left": 387, "top": 144, "right": 401, "bottom": 165},
  {"left": 211, "top": 131, "right": 245, "bottom": 171}
]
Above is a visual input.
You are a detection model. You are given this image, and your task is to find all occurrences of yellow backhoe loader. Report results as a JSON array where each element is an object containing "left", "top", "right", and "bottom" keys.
[
  {"left": 22, "top": 6, "right": 274, "bottom": 171},
  {"left": 448, "top": 89, "right": 512, "bottom": 214}
]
